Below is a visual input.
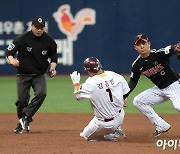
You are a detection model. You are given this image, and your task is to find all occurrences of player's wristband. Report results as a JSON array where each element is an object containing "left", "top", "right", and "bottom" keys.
[
  {"left": 74, "top": 83, "right": 80, "bottom": 92},
  {"left": 74, "top": 83, "right": 80, "bottom": 86}
]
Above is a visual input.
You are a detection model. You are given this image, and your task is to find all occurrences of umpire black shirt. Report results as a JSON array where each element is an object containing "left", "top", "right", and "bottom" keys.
[{"left": 6, "top": 31, "right": 57, "bottom": 75}]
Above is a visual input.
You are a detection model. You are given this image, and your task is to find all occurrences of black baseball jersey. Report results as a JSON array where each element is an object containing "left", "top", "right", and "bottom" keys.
[
  {"left": 6, "top": 31, "right": 57, "bottom": 75},
  {"left": 128, "top": 46, "right": 179, "bottom": 94}
]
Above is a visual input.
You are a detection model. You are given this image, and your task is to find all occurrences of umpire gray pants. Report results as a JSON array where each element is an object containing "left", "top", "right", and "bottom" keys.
[{"left": 16, "top": 74, "right": 46, "bottom": 119}]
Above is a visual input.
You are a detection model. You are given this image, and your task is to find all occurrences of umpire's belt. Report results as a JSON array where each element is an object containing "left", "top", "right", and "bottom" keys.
[{"left": 104, "top": 110, "right": 121, "bottom": 122}]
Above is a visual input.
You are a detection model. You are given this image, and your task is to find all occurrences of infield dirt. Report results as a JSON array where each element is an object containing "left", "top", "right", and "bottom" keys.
[{"left": 0, "top": 113, "right": 179, "bottom": 154}]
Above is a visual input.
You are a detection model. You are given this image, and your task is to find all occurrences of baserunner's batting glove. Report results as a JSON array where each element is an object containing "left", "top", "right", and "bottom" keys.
[
  {"left": 70, "top": 71, "right": 80, "bottom": 84},
  {"left": 70, "top": 71, "right": 81, "bottom": 92}
]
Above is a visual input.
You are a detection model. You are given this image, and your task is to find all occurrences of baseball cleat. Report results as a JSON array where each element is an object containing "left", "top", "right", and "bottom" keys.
[
  {"left": 14, "top": 122, "right": 23, "bottom": 134},
  {"left": 114, "top": 128, "right": 127, "bottom": 138},
  {"left": 104, "top": 133, "right": 120, "bottom": 141},
  {"left": 153, "top": 126, "right": 171, "bottom": 138},
  {"left": 19, "top": 116, "right": 30, "bottom": 132}
]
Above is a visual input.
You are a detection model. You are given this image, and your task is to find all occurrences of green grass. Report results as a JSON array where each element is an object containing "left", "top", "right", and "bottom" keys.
[{"left": 0, "top": 75, "right": 179, "bottom": 114}]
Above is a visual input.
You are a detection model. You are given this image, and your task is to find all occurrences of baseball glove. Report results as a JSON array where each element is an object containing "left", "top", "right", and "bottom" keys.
[{"left": 172, "top": 43, "right": 180, "bottom": 59}]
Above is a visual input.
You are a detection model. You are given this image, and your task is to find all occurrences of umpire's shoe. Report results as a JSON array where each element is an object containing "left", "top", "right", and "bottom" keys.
[
  {"left": 19, "top": 116, "right": 30, "bottom": 132},
  {"left": 14, "top": 122, "right": 23, "bottom": 134}
]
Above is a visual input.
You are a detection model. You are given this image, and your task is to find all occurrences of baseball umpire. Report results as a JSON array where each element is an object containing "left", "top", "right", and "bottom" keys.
[
  {"left": 125, "top": 34, "right": 180, "bottom": 137},
  {"left": 70, "top": 57, "right": 129, "bottom": 141},
  {"left": 5, "top": 16, "right": 57, "bottom": 133}
]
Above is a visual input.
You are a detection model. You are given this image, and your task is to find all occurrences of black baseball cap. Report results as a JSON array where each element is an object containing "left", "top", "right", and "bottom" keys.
[
  {"left": 134, "top": 34, "right": 149, "bottom": 45},
  {"left": 32, "top": 16, "right": 45, "bottom": 27}
]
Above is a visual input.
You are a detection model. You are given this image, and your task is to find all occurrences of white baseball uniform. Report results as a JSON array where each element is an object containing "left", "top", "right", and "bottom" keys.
[{"left": 74, "top": 71, "right": 130, "bottom": 141}]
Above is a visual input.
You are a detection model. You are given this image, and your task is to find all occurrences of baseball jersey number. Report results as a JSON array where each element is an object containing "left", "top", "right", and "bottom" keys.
[{"left": 106, "top": 88, "right": 113, "bottom": 102}]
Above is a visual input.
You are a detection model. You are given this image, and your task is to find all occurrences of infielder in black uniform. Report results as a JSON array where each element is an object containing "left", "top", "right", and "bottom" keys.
[
  {"left": 125, "top": 34, "right": 180, "bottom": 137},
  {"left": 6, "top": 16, "right": 57, "bottom": 133}
]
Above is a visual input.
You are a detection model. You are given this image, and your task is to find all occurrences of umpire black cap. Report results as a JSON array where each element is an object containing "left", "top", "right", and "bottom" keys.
[{"left": 32, "top": 16, "right": 45, "bottom": 27}]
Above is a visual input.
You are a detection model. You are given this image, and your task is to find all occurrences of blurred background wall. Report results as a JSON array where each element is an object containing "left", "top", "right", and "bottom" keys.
[{"left": 0, "top": 0, "right": 180, "bottom": 75}]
